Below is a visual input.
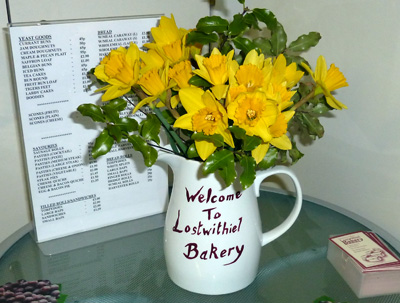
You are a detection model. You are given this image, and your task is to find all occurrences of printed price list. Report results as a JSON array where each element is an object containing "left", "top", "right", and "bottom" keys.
[{"left": 9, "top": 17, "right": 168, "bottom": 242}]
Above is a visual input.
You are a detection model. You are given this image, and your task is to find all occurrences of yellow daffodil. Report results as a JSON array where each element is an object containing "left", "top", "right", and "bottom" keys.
[
  {"left": 133, "top": 67, "right": 171, "bottom": 113},
  {"left": 138, "top": 68, "right": 166, "bottom": 96},
  {"left": 169, "top": 60, "right": 192, "bottom": 89},
  {"left": 227, "top": 91, "right": 278, "bottom": 142},
  {"left": 193, "top": 48, "right": 234, "bottom": 99},
  {"left": 144, "top": 14, "right": 193, "bottom": 65},
  {"left": 174, "top": 87, "right": 234, "bottom": 160},
  {"left": 269, "top": 111, "right": 294, "bottom": 150},
  {"left": 264, "top": 82, "right": 295, "bottom": 111},
  {"left": 234, "top": 64, "right": 265, "bottom": 92},
  {"left": 302, "top": 55, "right": 348, "bottom": 110},
  {"left": 94, "top": 42, "right": 140, "bottom": 101},
  {"left": 270, "top": 54, "right": 304, "bottom": 89},
  {"left": 251, "top": 143, "right": 270, "bottom": 164},
  {"left": 139, "top": 49, "right": 165, "bottom": 74},
  {"left": 242, "top": 49, "right": 265, "bottom": 68},
  {"left": 168, "top": 60, "right": 193, "bottom": 108},
  {"left": 227, "top": 50, "right": 272, "bottom": 105},
  {"left": 251, "top": 111, "right": 294, "bottom": 163}
]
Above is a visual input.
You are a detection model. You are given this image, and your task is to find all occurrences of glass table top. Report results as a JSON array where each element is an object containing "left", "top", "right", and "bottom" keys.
[{"left": 0, "top": 190, "right": 399, "bottom": 303}]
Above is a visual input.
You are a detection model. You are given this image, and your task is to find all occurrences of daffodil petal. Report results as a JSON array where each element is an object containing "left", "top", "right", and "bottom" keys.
[
  {"left": 132, "top": 96, "right": 157, "bottom": 114},
  {"left": 315, "top": 55, "right": 327, "bottom": 82},
  {"left": 195, "top": 140, "right": 216, "bottom": 160},
  {"left": 216, "top": 123, "right": 235, "bottom": 148},
  {"left": 283, "top": 110, "right": 295, "bottom": 122},
  {"left": 326, "top": 94, "right": 348, "bottom": 110},
  {"left": 243, "top": 49, "right": 264, "bottom": 68},
  {"left": 211, "top": 84, "right": 228, "bottom": 100},
  {"left": 251, "top": 143, "right": 269, "bottom": 164},
  {"left": 202, "top": 90, "right": 218, "bottom": 110},
  {"left": 173, "top": 112, "right": 196, "bottom": 131},
  {"left": 193, "top": 68, "right": 212, "bottom": 84},
  {"left": 126, "top": 42, "right": 140, "bottom": 67},
  {"left": 170, "top": 95, "right": 180, "bottom": 108},
  {"left": 179, "top": 87, "right": 206, "bottom": 112},
  {"left": 301, "top": 62, "right": 314, "bottom": 78},
  {"left": 271, "top": 135, "right": 292, "bottom": 150},
  {"left": 102, "top": 85, "right": 131, "bottom": 102}
]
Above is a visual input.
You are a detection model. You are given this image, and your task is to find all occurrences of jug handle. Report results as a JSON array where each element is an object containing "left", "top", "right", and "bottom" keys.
[{"left": 252, "top": 166, "right": 303, "bottom": 247}]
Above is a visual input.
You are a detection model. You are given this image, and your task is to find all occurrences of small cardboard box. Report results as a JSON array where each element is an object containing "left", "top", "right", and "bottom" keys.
[{"left": 327, "top": 231, "right": 400, "bottom": 298}]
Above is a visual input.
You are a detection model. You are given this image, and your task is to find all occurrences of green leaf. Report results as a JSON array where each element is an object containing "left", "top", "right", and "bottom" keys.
[
  {"left": 92, "top": 129, "right": 114, "bottom": 158},
  {"left": 203, "top": 150, "right": 236, "bottom": 187},
  {"left": 288, "top": 141, "right": 304, "bottom": 165},
  {"left": 161, "top": 109, "right": 176, "bottom": 125},
  {"left": 228, "top": 14, "right": 248, "bottom": 36},
  {"left": 191, "top": 132, "right": 224, "bottom": 147},
  {"left": 186, "top": 31, "right": 219, "bottom": 45},
  {"left": 187, "top": 143, "right": 199, "bottom": 158},
  {"left": 220, "top": 42, "right": 234, "bottom": 55},
  {"left": 237, "top": 0, "right": 245, "bottom": 4},
  {"left": 188, "top": 74, "right": 212, "bottom": 87},
  {"left": 56, "top": 284, "right": 68, "bottom": 303},
  {"left": 279, "top": 150, "right": 288, "bottom": 164},
  {"left": 270, "top": 23, "right": 287, "bottom": 55},
  {"left": 252, "top": 8, "right": 278, "bottom": 30},
  {"left": 228, "top": 125, "right": 246, "bottom": 140},
  {"left": 297, "top": 113, "right": 325, "bottom": 138},
  {"left": 243, "top": 135, "right": 262, "bottom": 151},
  {"left": 243, "top": 12, "right": 261, "bottom": 30},
  {"left": 140, "top": 113, "right": 161, "bottom": 144},
  {"left": 57, "top": 294, "right": 68, "bottom": 303},
  {"left": 258, "top": 147, "right": 278, "bottom": 169},
  {"left": 103, "top": 98, "right": 127, "bottom": 112},
  {"left": 107, "top": 125, "right": 122, "bottom": 143},
  {"left": 239, "top": 155, "right": 256, "bottom": 189},
  {"left": 232, "top": 36, "right": 257, "bottom": 55},
  {"left": 312, "top": 102, "right": 331, "bottom": 115},
  {"left": 196, "top": 16, "right": 229, "bottom": 34},
  {"left": 234, "top": 52, "right": 244, "bottom": 65},
  {"left": 298, "top": 82, "right": 313, "bottom": 99},
  {"left": 102, "top": 106, "right": 119, "bottom": 123},
  {"left": 77, "top": 104, "right": 105, "bottom": 123},
  {"left": 253, "top": 37, "right": 273, "bottom": 56},
  {"left": 127, "top": 134, "right": 158, "bottom": 167},
  {"left": 285, "top": 55, "right": 307, "bottom": 67},
  {"left": 288, "top": 32, "right": 321, "bottom": 53},
  {"left": 116, "top": 117, "right": 139, "bottom": 133}
]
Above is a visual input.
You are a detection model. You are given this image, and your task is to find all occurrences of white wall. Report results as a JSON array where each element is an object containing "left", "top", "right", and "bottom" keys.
[
  {"left": 0, "top": 0, "right": 210, "bottom": 244},
  {"left": 213, "top": 0, "right": 400, "bottom": 249}
]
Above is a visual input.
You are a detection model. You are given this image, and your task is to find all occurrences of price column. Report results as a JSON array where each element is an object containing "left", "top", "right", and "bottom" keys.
[
  {"left": 79, "top": 37, "right": 91, "bottom": 92},
  {"left": 88, "top": 143, "right": 99, "bottom": 184},
  {"left": 92, "top": 194, "right": 102, "bottom": 212}
]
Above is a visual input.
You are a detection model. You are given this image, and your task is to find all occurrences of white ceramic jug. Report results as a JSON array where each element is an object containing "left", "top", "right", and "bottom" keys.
[{"left": 157, "top": 151, "right": 302, "bottom": 295}]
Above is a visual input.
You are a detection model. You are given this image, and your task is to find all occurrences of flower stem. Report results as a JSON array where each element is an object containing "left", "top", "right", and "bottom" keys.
[
  {"left": 290, "top": 88, "right": 316, "bottom": 111},
  {"left": 153, "top": 107, "right": 188, "bottom": 155},
  {"left": 165, "top": 89, "right": 180, "bottom": 119}
]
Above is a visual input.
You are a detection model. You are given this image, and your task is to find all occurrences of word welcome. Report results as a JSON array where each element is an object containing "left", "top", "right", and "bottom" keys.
[{"left": 186, "top": 186, "right": 242, "bottom": 203}]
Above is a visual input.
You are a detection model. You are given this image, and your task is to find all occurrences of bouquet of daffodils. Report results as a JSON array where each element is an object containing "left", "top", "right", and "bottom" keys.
[{"left": 77, "top": 0, "right": 348, "bottom": 189}]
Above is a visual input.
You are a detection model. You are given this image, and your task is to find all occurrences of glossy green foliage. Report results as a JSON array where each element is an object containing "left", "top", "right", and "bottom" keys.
[
  {"left": 77, "top": 98, "right": 158, "bottom": 166},
  {"left": 203, "top": 150, "right": 236, "bottom": 186}
]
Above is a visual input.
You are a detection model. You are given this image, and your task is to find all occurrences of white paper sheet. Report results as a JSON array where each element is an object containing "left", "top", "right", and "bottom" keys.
[{"left": 9, "top": 16, "right": 168, "bottom": 242}]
